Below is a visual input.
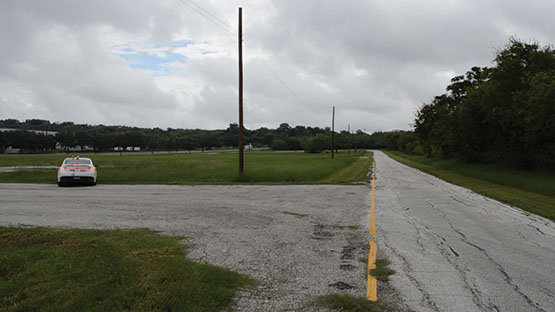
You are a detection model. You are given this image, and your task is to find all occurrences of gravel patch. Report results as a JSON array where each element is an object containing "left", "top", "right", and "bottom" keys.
[{"left": 0, "top": 183, "right": 407, "bottom": 311}]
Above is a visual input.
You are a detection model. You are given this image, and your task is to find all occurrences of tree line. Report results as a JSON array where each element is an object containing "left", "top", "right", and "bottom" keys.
[
  {"left": 411, "top": 38, "right": 554, "bottom": 171},
  {"left": 0, "top": 119, "right": 386, "bottom": 154}
]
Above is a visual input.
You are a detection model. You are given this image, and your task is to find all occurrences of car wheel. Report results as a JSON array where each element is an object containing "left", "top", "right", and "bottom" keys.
[{"left": 58, "top": 182, "right": 63, "bottom": 187}]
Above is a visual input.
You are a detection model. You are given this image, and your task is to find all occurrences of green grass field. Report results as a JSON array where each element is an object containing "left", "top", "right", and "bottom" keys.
[
  {"left": 0, "top": 227, "right": 251, "bottom": 312},
  {"left": 385, "top": 151, "right": 555, "bottom": 221},
  {"left": 0, "top": 151, "right": 372, "bottom": 185}
]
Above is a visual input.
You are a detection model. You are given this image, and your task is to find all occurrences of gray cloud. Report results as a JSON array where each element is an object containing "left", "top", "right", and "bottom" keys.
[{"left": 0, "top": 0, "right": 553, "bottom": 131}]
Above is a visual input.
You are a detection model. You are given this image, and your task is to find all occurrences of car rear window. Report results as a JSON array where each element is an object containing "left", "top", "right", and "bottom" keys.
[{"left": 64, "top": 159, "right": 92, "bottom": 165}]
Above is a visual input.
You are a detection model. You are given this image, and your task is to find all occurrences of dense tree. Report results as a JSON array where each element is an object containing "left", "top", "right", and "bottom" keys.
[
  {"left": 0, "top": 132, "right": 8, "bottom": 151},
  {"left": 124, "top": 132, "right": 145, "bottom": 149},
  {"left": 271, "top": 138, "right": 288, "bottom": 151},
  {"left": 302, "top": 133, "right": 330, "bottom": 153},
  {"left": 1, "top": 119, "right": 382, "bottom": 155},
  {"left": 414, "top": 38, "right": 554, "bottom": 171},
  {"left": 75, "top": 131, "right": 93, "bottom": 149},
  {"left": 287, "top": 137, "right": 302, "bottom": 150},
  {"left": 95, "top": 132, "right": 116, "bottom": 152}
]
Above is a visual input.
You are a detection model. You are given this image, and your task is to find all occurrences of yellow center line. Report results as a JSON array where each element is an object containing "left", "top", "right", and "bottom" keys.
[
  {"left": 370, "top": 164, "right": 376, "bottom": 237},
  {"left": 367, "top": 162, "right": 377, "bottom": 301},
  {"left": 367, "top": 240, "right": 377, "bottom": 301}
]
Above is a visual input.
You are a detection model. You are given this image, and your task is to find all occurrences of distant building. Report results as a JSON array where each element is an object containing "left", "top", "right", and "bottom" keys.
[
  {"left": 114, "top": 146, "right": 140, "bottom": 152},
  {"left": 244, "top": 143, "right": 253, "bottom": 150},
  {"left": 56, "top": 143, "right": 93, "bottom": 152},
  {"left": 0, "top": 128, "right": 58, "bottom": 135},
  {"left": 4, "top": 146, "right": 21, "bottom": 154}
]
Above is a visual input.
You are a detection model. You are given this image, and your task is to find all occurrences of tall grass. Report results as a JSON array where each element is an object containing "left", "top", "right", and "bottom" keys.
[
  {"left": 0, "top": 151, "right": 372, "bottom": 184},
  {"left": 388, "top": 152, "right": 555, "bottom": 197}
]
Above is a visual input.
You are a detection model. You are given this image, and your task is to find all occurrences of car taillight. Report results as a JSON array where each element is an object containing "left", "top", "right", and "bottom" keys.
[
  {"left": 89, "top": 167, "right": 95, "bottom": 171},
  {"left": 60, "top": 167, "right": 67, "bottom": 170}
]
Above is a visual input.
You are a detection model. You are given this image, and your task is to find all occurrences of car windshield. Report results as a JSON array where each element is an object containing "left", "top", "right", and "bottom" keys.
[{"left": 63, "top": 159, "right": 91, "bottom": 165}]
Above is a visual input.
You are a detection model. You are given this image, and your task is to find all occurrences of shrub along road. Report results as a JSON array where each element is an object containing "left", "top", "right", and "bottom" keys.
[{"left": 373, "top": 150, "right": 555, "bottom": 311}]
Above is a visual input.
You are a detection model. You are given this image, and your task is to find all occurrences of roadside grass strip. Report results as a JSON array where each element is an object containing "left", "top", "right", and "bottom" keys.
[
  {"left": 0, "top": 151, "right": 371, "bottom": 185},
  {"left": 0, "top": 227, "right": 252, "bottom": 312},
  {"left": 385, "top": 151, "right": 555, "bottom": 221},
  {"left": 317, "top": 294, "right": 391, "bottom": 312}
]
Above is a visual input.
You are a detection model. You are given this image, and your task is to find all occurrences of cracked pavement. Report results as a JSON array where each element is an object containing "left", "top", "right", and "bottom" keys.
[
  {"left": 0, "top": 183, "right": 380, "bottom": 311},
  {"left": 374, "top": 150, "right": 555, "bottom": 312}
]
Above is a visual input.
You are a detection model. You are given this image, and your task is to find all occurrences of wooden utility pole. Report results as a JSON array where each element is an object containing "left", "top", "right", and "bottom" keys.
[
  {"left": 238, "top": 7, "right": 244, "bottom": 174},
  {"left": 119, "top": 130, "right": 122, "bottom": 156},
  {"left": 348, "top": 124, "right": 351, "bottom": 155},
  {"left": 331, "top": 106, "right": 335, "bottom": 159}
]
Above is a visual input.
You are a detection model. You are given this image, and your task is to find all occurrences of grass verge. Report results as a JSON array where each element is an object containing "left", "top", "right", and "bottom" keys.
[
  {"left": 320, "top": 151, "right": 373, "bottom": 184},
  {"left": 0, "top": 227, "right": 251, "bottom": 312},
  {"left": 0, "top": 151, "right": 372, "bottom": 185},
  {"left": 385, "top": 151, "right": 555, "bottom": 221},
  {"left": 317, "top": 294, "right": 391, "bottom": 312}
]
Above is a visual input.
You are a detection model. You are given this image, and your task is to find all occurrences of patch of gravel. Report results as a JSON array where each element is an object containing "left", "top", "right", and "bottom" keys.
[{"left": 0, "top": 183, "right": 410, "bottom": 311}]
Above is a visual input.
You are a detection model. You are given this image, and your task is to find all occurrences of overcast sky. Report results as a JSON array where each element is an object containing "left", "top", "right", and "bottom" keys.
[{"left": 0, "top": 0, "right": 553, "bottom": 132}]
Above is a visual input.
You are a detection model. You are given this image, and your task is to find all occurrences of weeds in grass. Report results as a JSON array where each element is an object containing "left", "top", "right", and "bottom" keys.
[
  {"left": 370, "top": 259, "right": 396, "bottom": 281},
  {"left": 317, "top": 255, "right": 397, "bottom": 311},
  {"left": 0, "top": 227, "right": 252, "bottom": 312},
  {"left": 317, "top": 294, "right": 390, "bottom": 312}
]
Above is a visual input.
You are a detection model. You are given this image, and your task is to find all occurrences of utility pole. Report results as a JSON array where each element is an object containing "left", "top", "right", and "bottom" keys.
[
  {"left": 119, "top": 130, "right": 122, "bottom": 156},
  {"left": 348, "top": 124, "right": 351, "bottom": 155},
  {"left": 331, "top": 106, "right": 335, "bottom": 159},
  {"left": 44, "top": 125, "right": 48, "bottom": 153},
  {"left": 238, "top": 7, "right": 244, "bottom": 175},
  {"left": 151, "top": 130, "right": 154, "bottom": 154}
]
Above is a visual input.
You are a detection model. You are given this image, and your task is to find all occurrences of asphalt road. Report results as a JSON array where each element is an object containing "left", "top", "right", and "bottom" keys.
[
  {"left": 373, "top": 150, "right": 555, "bottom": 312},
  {"left": 2, "top": 151, "right": 554, "bottom": 311},
  {"left": 0, "top": 183, "right": 379, "bottom": 311}
]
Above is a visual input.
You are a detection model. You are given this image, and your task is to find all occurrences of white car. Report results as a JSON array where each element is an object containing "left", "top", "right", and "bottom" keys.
[{"left": 57, "top": 156, "right": 97, "bottom": 186}]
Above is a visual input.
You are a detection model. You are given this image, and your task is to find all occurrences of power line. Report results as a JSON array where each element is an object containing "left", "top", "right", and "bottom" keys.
[
  {"left": 177, "top": 0, "right": 236, "bottom": 36},
  {"left": 186, "top": 0, "right": 237, "bottom": 35},
  {"left": 243, "top": 40, "right": 310, "bottom": 107},
  {"left": 175, "top": 0, "right": 310, "bottom": 107},
  {"left": 0, "top": 97, "right": 16, "bottom": 118}
]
